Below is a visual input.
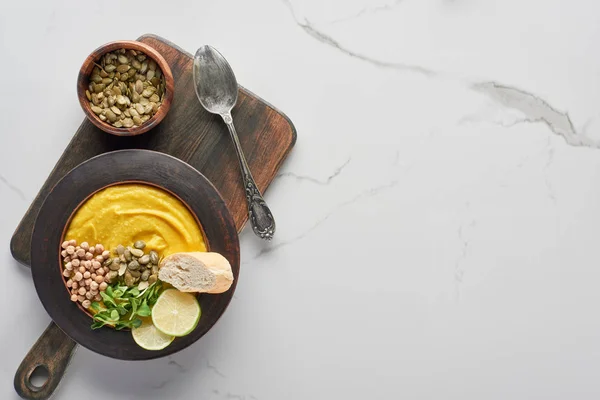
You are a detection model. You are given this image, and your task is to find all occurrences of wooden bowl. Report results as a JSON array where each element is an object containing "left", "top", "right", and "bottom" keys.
[
  {"left": 31, "top": 150, "right": 239, "bottom": 360},
  {"left": 76, "top": 40, "right": 174, "bottom": 136}
]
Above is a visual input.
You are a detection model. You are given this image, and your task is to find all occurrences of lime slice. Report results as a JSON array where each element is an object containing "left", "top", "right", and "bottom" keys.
[
  {"left": 131, "top": 317, "right": 174, "bottom": 350},
  {"left": 152, "top": 289, "right": 201, "bottom": 337}
]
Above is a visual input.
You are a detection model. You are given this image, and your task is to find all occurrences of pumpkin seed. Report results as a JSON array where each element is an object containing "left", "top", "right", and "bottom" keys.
[
  {"left": 138, "top": 281, "right": 149, "bottom": 290},
  {"left": 149, "top": 94, "right": 160, "bottom": 103},
  {"left": 91, "top": 74, "right": 102, "bottom": 83},
  {"left": 129, "top": 269, "right": 141, "bottom": 278},
  {"left": 146, "top": 70, "right": 155, "bottom": 81},
  {"left": 118, "top": 263, "right": 127, "bottom": 276},
  {"left": 139, "top": 61, "right": 148, "bottom": 74},
  {"left": 148, "top": 274, "right": 158, "bottom": 284},
  {"left": 110, "top": 106, "right": 122, "bottom": 115},
  {"left": 104, "top": 64, "right": 116, "bottom": 72},
  {"left": 100, "top": 69, "right": 108, "bottom": 78},
  {"left": 123, "top": 118, "right": 134, "bottom": 128},
  {"left": 118, "top": 54, "right": 129, "bottom": 64},
  {"left": 149, "top": 251, "right": 159, "bottom": 264},
  {"left": 91, "top": 106, "right": 102, "bottom": 115},
  {"left": 131, "top": 248, "right": 144, "bottom": 257},
  {"left": 128, "top": 260, "right": 140, "bottom": 270},
  {"left": 85, "top": 90, "right": 92, "bottom": 101},
  {"left": 124, "top": 272, "right": 135, "bottom": 287},
  {"left": 93, "top": 83, "right": 105, "bottom": 93},
  {"left": 99, "top": 114, "right": 107, "bottom": 121},
  {"left": 116, "top": 64, "right": 130, "bottom": 73},
  {"left": 133, "top": 116, "right": 142, "bottom": 125},
  {"left": 107, "top": 270, "right": 118, "bottom": 282},
  {"left": 109, "top": 261, "right": 120, "bottom": 271},
  {"left": 124, "top": 248, "right": 132, "bottom": 261},
  {"left": 138, "top": 254, "right": 150, "bottom": 265},
  {"left": 105, "top": 109, "right": 117, "bottom": 123},
  {"left": 135, "top": 80, "right": 143, "bottom": 94},
  {"left": 102, "top": 77, "right": 112, "bottom": 85},
  {"left": 114, "top": 120, "right": 123, "bottom": 128}
]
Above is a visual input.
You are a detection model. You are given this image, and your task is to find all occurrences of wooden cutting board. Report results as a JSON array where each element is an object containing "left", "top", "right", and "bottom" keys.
[{"left": 10, "top": 34, "right": 296, "bottom": 267}]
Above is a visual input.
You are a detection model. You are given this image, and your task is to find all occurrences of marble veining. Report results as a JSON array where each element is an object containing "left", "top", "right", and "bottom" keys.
[{"left": 4, "top": 0, "right": 600, "bottom": 399}]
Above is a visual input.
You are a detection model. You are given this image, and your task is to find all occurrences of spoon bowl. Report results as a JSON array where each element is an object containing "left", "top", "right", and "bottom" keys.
[{"left": 193, "top": 47, "right": 238, "bottom": 115}]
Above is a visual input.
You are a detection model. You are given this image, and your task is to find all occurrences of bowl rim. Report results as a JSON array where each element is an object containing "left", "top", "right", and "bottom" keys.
[
  {"left": 31, "top": 149, "right": 240, "bottom": 360},
  {"left": 76, "top": 40, "right": 175, "bottom": 136}
]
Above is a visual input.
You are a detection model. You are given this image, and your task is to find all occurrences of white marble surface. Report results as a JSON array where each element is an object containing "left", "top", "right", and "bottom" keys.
[{"left": 2, "top": 0, "right": 600, "bottom": 398}]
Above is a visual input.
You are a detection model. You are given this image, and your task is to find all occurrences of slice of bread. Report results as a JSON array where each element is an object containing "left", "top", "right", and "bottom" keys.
[{"left": 158, "top": 252, "right": 234, "bottom": 294}]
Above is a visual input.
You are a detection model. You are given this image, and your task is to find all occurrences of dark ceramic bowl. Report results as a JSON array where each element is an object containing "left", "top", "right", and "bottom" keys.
[{"left": 31, "top": 149, "right": 239, "bottom": 360}]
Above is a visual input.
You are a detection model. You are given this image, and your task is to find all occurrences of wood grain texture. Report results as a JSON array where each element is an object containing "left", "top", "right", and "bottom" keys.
[
  {"left": 14, "top": 323, "right": 77, "bottom": 400},
  {"left": 76, "top": 40, "right": 175, "bottom": 136},
  {"left": 10, "top": 33, "right": 297, "bottom": 267}
]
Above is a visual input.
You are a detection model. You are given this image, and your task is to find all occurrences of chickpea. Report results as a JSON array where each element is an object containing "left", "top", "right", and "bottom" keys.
[
  {"left": 102, "top": 250, "right": 110, "bottom": 259},
  {"left": 78, "top": 266, "right": 85, "bottom": 274},
  {"left": 83, "top": 271, "right": 91, "bottom": 279},
  {"left": 65, "top": 262, "right": 73, "bottom": 271},
  {"left": 76, "top": 248, "right": 85, "bottom": 258},
  {"left": 62, "top": 269, "right": 71, "bottom": 277},
  {"left": 94, "top": 294, "right": 102, "bottom": 302},
  {"left": 95, "top": 255, "right": 104, "bottom": 262},
  {"left": 68, "top": 239, "right": 76, "bottom": 246},
  {"left": 78, "top": 287, "right": 86, "bottom": 295},
  {"left": 104, "top": 275, "right": 111, "bottom": 283},
  {"left": 91, "top": 261, "right": 101, "bottom": 270},
  {"left": 90, "top": 281, "right": 99, "bottom": 290},
  {"left": 96, "top": 244, "right": 105, "bottom": 253},
  {"left": 61, "top": 250, "right": 68, "bottom": 258},
  {"left": 77, "top": 295, "right": 85, "bottom": 302},
  {"left": 85, "top": 278, "right": 92, "bottom": 286},
  {"left": 70, "top": 294, "right": 78, "bottom": 302},
  {"left": 66, "top": 279, "right": 73, "bottom": 288},
  {"left": 72, "top": 281, "right": 79, "bottom": 289},
  {"left": 80, "top": 242, "right": 89, "bottom": 251},
  {"left": 94, "top": 275, "right": 104, "bottom": 284},
  {"left": 62, "top": 241, "right": 70, "bottom": 249},
  {"left": 75, "top": 245, "right": 81, "bottom": 251},
  {"left": 85, "top": 292, "right": 94, "bottom": 300},
  {"left": 66, "top": 246, "right": 75, "bottom": 255},
  {"left": 90, "top": 289, "right": 98, "bottom": 296},
  {"left": 99, "top": 282, "right": 108, "bottom": 291},
  {"left": 83, "top": 260, "right": 92, "bottom": 269},
  {"left": 96, "top": 268, "right": 105, "bottom": 276},
  {"left": 82, "top": 300, "right": 91, "bottom": 309},
  {"left": 74, "top": 272, "right": 83, "bottom": 281},
  {"left": 89, "top": 246, "right": 96, "bottom": 254},
  {"left": 91, "top": 273, "right": 97, "bottom": 279},
  {"left": 85, "top": 252, "right": 94, "bottom": 260},
  {"left": 71, "top": 259, "right": 80, "bottom": 267}
]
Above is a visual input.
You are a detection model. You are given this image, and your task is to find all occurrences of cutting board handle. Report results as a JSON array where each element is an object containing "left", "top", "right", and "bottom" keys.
[{"left": 14, "top": 322, "right": 77, "bottom": 400}]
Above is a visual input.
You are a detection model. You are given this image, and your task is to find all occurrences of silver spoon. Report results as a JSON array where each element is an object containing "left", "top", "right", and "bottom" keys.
[{"left": 193, "top": 45, "right": 275, "bottom": 240}]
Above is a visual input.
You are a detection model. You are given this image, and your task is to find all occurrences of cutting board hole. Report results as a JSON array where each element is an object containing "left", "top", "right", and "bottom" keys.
[{"left": 28, "top": 364, "right": 49, "bottom": 391}]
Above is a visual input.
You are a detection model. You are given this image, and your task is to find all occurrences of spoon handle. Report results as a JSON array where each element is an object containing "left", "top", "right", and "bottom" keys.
[{"left": 222, "top": 113, "right": 276, "bottom": 240}]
